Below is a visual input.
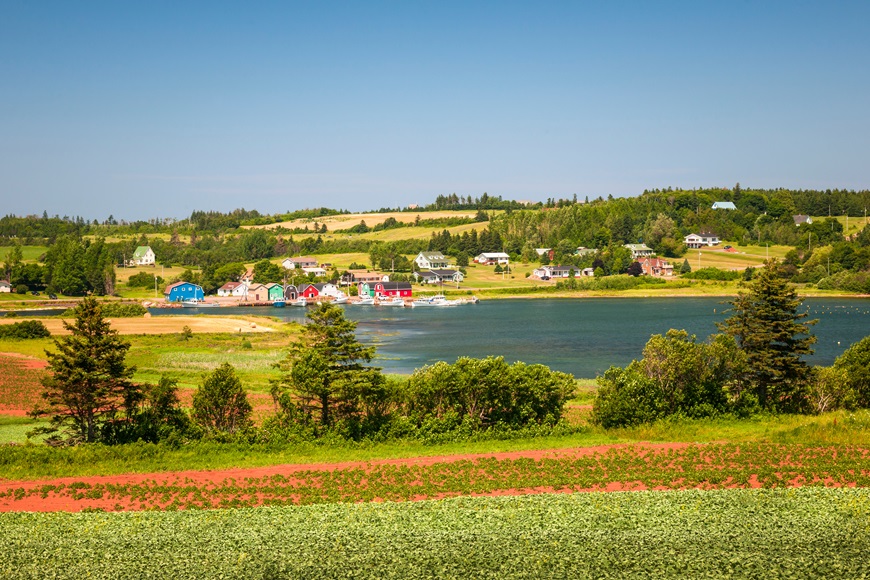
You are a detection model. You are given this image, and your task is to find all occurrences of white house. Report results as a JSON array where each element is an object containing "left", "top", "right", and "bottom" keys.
[
  {"left": 474, "top": 252, "right": 510, "bottom": 265},
  {"left": 415, "top": 269, "right": 464, "bottom": 284},
  {"left": 624, "top": 244, "right": 654, "bottom": 259},
  {"left": 217, "top": 281, "right": 247, "bottom": 297},
  {"left": 128, "top": 246, "right": 155, "bottom": 267},
  {"left": 415, "top": 251, "right": 449, "bottom": 270},
  {"left": 712, "top": 201, "right": 737, "bottom": 210},
  {"left": 0, "top": 280, "right": 10, "bottom": 293},
  {"left": 302, "top": 267, "right": 328, "bottom": 277},
  {"left": 283, "top": 256, "right": 318, "bottom": 270},
  {"left": 793, "top": 215, "right": 813, "bottom": 226},
  {"left": 684, "top": 233, "right": 720, "bottom": 249},
  {"left": 533, "top": 265, "right": 580, "bottom": 279}
]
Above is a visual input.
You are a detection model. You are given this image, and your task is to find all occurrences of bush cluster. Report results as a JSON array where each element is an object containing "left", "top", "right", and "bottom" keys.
[{"left": 0, "top": 320, "right": 51, "bottom": 339}]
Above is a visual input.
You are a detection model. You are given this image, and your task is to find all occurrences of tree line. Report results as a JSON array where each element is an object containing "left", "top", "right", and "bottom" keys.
[
  {"left": 593, "top": 260, "right": 870, "bottom": 427},
  {"left": 30, "top": 299, "right": 575, "bottom": 446}
]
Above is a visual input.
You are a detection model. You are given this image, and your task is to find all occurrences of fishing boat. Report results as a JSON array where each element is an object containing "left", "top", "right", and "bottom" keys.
[
  {"left": 180, "top": 299, "right": 220, "bottom": 308},
  {"left": 332, "top": 295, "right": 348, "bottom": 305},
  {"left": 290, "top": 297, "right": 307, "bottom": 307},
  {"left": 380, "top": 296, "right": 405, "bottom": 306},
  {"left": 356, "top": 295, "right": 375, "bottom": 305},
  {"left": 272, "top": 300, "right": 286, "bottom": 308},
  {"left": 412, "top": 294, "right": 448, "bottom": 307}
]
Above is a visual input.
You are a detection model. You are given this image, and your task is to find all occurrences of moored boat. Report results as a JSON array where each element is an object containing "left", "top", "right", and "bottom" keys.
[
  {"left": 180, "top": 299, "right": 220, "bottom": 308},
  {"left": 272, "top": 300, "right": 286, "bottom": 308},
  {"left": 290, "top": 297, "right": 307, "bottom": 307}
]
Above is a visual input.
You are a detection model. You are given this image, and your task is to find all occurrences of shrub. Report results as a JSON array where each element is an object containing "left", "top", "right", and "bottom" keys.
[
  {"left": 0, "top": 319, "right": 51, "bottom": 339},
  {"left": 834, "top": 335, "right": 870, "bottom": 407},
  {"left": 62, "top": 302, "right": 147, "bottom": 318},
  {"left": 682, "top": 267, "right": 740, "bottom": 281}
]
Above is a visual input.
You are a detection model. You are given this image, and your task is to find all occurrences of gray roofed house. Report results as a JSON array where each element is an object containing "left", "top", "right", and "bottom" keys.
[
  {"left": 793, "top": 215, "right": 813, "bottom": 226},
  {"left": 415, "top": 251, "right": 449, "bottom": 270}
]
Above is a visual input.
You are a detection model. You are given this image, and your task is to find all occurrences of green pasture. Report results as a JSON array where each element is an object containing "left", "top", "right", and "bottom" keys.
[
  {"left": 2, "top": 488, "right": 868, "bottom": 578},
  {"left": 0, "top": 245, "right": 48, "bottom": 262}
]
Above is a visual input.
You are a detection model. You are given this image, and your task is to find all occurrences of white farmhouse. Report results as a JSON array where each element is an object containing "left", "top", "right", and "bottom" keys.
[{"left": 415, "top": 251, "right": 449, "bottom": 270}]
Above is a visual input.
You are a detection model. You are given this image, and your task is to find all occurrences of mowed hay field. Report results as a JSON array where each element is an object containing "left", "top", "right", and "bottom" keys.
[
  {"left": 0, "top": 315, "right": 281, "bottom": 336},
  {"left": 245, "top": 210, "right": 485, "bottom": 231}
]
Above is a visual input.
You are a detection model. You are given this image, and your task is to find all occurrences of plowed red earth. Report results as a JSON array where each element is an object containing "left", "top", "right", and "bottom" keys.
[
  {"left": 2, "top": 442, "right": 866, "bottom": 513},
  {"left": 0, "top": 353, "right": 48, "bottom": 415}
]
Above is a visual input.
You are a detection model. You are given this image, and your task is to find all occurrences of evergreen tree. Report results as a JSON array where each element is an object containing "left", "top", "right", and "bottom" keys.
[
  {"left": 680, "top": 259, "right": 691, "bottom": 274},
  {"left": 31, "top": 297, "right": 138, "bottom": 445},
  {"left": 718, "top": 260, "right": 817, "bottom": 412},
  {"left": 273, "top": 302, "right": 378, "bottom": 427}
]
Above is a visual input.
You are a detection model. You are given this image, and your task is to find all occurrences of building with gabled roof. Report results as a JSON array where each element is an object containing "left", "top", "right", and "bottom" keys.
[
  {"left": 624, "top": 243, "right": 654, "bottom": 259},
  {"left": 164, "top": 281, "right": 204, "bottom": 302},
  {"left": 128, "top": 246, "right": 155, "bottom": 266},
  {"left": 712, "top": 201, "right": 737, "bottom": 210},
  {"left": 415, "top": 251, "right": 449, "bottom": 270}
]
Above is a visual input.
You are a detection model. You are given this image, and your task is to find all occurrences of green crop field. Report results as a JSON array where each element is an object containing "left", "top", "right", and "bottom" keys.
[
  {"left": 0, "top": 245, "right": 48, "bottom": 262},
  {"left": 2, "top": 488, "right": 868, "bottom": 578}
]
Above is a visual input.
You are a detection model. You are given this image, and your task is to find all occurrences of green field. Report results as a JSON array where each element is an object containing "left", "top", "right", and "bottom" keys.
[
  {"left": 0, "top": 245, "right": 48, "bottom": 262},
  {"left": 2, "top": 488, "right": 868, "bottom": 578}
]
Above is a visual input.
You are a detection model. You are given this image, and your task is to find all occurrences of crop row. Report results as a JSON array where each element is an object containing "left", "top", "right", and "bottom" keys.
[
  {"left": 2, "top": 488, "right": 870, "bottom": 578},
  {"left": 2, "top": 443, "right": 868, "bottom": 511}
]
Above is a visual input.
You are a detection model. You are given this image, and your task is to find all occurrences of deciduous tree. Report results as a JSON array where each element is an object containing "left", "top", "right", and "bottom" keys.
[{"left": 191, "top": 363, "right": 252, "bottom": 434}]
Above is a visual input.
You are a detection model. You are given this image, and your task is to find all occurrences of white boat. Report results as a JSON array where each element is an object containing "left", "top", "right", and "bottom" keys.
[
  {"left": 290, "top": 297, "right": 307, "bottom": 307},
  {"left": 412, "top": 295, "right": 448, "bottom": 307},
  {"left": 332, "top": 295, "right": 348, "bottom": 305},
  {"left": 180, "top": 299, "right": 220, "bottom": 308},
  {"left": 356, "top": 296, "right": 375, "bottom": 305},
  {"left": 379, "top": 297, "right": 405, "bottom": 306}
]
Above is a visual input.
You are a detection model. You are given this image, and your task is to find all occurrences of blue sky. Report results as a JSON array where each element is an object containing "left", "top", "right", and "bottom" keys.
[{"left": 2, "top": 1, "right": 868, "bottom": 220}]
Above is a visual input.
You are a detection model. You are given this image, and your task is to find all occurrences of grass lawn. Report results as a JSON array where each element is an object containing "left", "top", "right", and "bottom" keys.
[{"left": 0, "top": 245, "right": 48, "bottom": 262}]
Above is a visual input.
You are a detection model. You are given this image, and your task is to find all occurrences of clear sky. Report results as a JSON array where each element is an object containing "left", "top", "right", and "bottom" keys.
[{"left": 2, "top": 1, "right": 868, "bottom": 221}]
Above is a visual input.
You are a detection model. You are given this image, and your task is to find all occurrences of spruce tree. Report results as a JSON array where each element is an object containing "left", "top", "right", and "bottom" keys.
[
  {"left": 273, "top": 302, "right": 378, "bottom": 427},
  {"left": 718, "top": 260, "right": 817, "bottom": 412},
  {"left": 32, "top": 297, "right": 138, "bottom": 444}
]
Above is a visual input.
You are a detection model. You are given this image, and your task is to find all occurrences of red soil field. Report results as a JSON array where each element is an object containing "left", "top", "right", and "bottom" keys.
[
  {"left": 0, "top": 353, "right": 48, "bottom": 415},
  {"left": 2, "top": 442, "right": 866, "bottom": 513}
]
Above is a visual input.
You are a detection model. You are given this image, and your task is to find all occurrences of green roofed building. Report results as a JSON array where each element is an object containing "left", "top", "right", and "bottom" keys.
[{"left": 129, "top": 246, "right": 156, "bottom": 266}]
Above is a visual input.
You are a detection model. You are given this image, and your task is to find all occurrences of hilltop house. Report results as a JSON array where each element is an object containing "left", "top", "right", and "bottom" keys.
[
  {"left": 0, "top": 280, "right": 10, "bottom": 293},
  {"left": 128, "top": 246, "right": 155, "bottom": 267},
  {"left": 793, "top": 215, "right": 813, "bottom": 226},
  {"left": 474, "top": 252, "right": 510, "bottom": 265},
  {"left": 240, "top": 268, "right": 255, "bottom": 285},
  {"left": 415, "top": 251, "right": 449, "bottom": 270},
  {"left": 575, "top": 247, "right": 598, "bottom": 257},
  {"left": 624, "top": 244, "right": 654, "bottom": 259},
  {"left": 712, "top": 201, "right": 737, "bottom": 210},
  {"left": 283, "top": 256, "right": 318, "bottom": 270},
  {"left": 164, "top": 281, "right": 204, "bottom": 302},
  {"left": 684, "top": 232, "right": 721, "bottom": 248}
]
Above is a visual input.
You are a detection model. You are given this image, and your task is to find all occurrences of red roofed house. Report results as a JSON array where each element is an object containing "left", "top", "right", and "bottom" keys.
[
  {"left": 638, "top": 257, "right": 674, "bottom": 277},
  {"left": 374, "top": 281, "right": 413, "bottom": 298}
]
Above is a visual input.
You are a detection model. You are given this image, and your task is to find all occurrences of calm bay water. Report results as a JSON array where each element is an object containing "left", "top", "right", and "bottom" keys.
[{"left": 150, "top": 297, "right": 870, "bottom": 378}]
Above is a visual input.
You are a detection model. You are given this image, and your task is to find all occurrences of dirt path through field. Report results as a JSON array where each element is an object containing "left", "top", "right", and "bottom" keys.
[{"left": 0, "top": 316, "right": 278, "bottom": 335}]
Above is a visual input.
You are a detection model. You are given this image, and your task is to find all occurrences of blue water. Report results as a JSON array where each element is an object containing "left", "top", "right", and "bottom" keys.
[{"left": 149, "top": 297, "right": 870, "bottom": 378}]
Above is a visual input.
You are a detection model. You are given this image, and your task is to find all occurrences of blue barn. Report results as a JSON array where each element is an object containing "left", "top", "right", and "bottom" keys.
[{"left": 164, "top": 281, "right": 204, "bottom": 302}]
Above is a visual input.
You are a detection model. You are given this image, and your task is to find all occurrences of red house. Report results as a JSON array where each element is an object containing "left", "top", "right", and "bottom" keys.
[
  {"left": 299, "top": 283, "right": 320, "bottom": 299},
  {"left": 374, "top": 281, "right": 413, "bottom": 297}
]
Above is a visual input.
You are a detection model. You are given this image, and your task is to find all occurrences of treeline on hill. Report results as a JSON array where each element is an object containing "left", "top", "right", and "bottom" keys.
[
  {"left": 29, "top": 299, "right": 575, "bottom": 447},
  {"left": 593, "top": 260, "right": 870, "bottom": 428},
  {"left": 2, "top": 237, "right": 117, "bottom": 295}
]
